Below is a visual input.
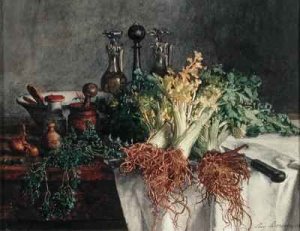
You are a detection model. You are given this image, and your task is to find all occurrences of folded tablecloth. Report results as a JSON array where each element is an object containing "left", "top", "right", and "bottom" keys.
[{"left": 114, "top": 134, "right": 300, "bottom": 231}]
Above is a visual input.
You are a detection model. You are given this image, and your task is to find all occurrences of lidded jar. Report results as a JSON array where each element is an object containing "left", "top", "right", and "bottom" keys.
[
  {"left": 100, "top": 31, "right": 127, "bottom": 95},
  {"left": 43, "top": 94, "right": 66, "bottom": 135}
]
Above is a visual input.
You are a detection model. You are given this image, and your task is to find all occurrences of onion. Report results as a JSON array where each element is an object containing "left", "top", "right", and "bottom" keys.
[
  {"left": 9, "top": 136, "right": 39, "bottom": 157},
  {"left": 24, "top": 144, "right": 39, "bottom": 157},
  {"left": 9, "top": 137, "right": 26, "bottom": 153}
]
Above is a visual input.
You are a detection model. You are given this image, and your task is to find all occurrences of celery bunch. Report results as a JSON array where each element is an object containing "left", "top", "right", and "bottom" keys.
[{"left": 136, "top": 52, "right": 222, "bottom": 158}]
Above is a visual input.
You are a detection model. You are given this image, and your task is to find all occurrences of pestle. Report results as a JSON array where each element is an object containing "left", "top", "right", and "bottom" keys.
[
  {"left": 82, "top": 83, "right": 98, "bottom": 109},
  {"left": 68, "top": 83, "right": 98, "bottom": 132},
  {"left": 26, "top": 85, "right": 44, "bottom": 105}
]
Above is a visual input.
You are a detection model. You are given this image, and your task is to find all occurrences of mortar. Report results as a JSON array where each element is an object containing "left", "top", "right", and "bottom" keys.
[{"left": 16, "top": 91, "right": 110, "bottom": 126}]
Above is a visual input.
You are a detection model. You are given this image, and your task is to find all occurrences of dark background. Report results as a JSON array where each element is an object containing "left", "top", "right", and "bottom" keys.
[{"left": 1, "top": 0, "right": 299, "bottom": 118}]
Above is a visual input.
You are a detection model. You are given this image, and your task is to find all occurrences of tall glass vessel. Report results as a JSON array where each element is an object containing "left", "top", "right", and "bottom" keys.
[
  {"left": 101, "top": 31, "right": 127, "bottom": 95},
  {"left": 150, "top": 28, "right": 173, "bottom": 77}
]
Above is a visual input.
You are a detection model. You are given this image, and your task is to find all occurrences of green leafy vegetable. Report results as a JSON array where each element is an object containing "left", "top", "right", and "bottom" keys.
[
  {"left": 196, "top": 65, "right": 299, "bottom": 155},
  {"left": 23, "top": 123, "right": 123, "bottom": 219},
  {"left": 101, "top": 69, "right": 150, "bottom": 143}
]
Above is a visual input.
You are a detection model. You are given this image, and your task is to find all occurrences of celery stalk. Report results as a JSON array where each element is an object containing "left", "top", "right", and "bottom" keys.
[
  {"left": 174, "top": 109, "right": 214, "bottom": 159},
  {"left": 148, "top": 123, "right": 171, "bottom": 148}
]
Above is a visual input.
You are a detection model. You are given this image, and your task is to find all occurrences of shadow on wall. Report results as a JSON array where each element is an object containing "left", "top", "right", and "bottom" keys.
[
  {"left": 1, "top": 0, "right": 298, "bottom": 118},
  {"left": 199, "top": 0, "right": 299, "bottom": 113}
]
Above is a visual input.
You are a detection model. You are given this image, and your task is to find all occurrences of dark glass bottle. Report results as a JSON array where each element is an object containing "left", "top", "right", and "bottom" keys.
[{"left": 101, "top": 31, "right": 127, "bottom": 95}]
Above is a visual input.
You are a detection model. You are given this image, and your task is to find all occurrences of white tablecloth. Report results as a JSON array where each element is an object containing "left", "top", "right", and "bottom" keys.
[{"left": 114, "top": 134, "right": 300, "bottom": 231}]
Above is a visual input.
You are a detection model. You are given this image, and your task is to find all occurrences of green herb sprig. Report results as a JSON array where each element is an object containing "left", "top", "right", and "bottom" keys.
[{"left": 23, "top": 123, "right": 123, "bottom": 219}]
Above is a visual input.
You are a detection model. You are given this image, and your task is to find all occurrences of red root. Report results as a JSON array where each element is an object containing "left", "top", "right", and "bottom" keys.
[
  {"left": 120, "top": 143, "right": 192, "bottom": 221},
  {"left": 197, "top": 146, "right": 251, "bottom": 230}
]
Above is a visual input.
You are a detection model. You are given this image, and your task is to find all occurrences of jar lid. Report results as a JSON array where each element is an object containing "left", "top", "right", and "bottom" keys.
[{"left": 45, "top": 94, "right": 65, "bottom": 103}]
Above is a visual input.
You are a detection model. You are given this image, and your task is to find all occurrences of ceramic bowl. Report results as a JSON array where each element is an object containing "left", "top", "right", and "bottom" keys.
[{"left": 16, "top": 90, "right": 110, "bottom": 126}]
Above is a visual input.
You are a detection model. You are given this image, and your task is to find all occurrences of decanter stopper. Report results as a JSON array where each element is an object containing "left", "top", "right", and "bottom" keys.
[{"left": 128, "top": 23, "right": 146, "bottom": 75}]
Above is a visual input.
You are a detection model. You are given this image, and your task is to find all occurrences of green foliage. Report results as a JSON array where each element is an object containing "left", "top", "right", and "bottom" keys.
[
  {"left": 247, "top": 104, "right": 299, "bottom": 136},
  {"left": 48, "top": 185, "right": 76, "bottom": 218},
  {"left": 102, "top": 69, "right": 154, "bottom": 142},
  {"left": 23, "top": 161, "right": 47, "bottom": 204},
  {"left": 202, "top": 65, "right": 299, "bottom": 136},
  {"left": 195, "top": 65, "right": 299, "bottom": 155},
  {"left": 202, "top": 65, "right": 261, "bottom": 132},
  {"left": 23, "top": 123, "right": 123, "bottom": 220}
]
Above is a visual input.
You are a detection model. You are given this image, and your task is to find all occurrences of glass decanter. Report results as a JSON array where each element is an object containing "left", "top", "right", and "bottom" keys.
[
  {"left": 101, "top": 31, "right": 127, "bottom": 95},
  {"left": 150, "top": 28, "right": 173, "bottom": 77}
]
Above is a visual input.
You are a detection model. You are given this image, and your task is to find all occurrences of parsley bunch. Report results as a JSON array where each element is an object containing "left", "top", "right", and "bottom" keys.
[{"left": 23, "top": 123, "right": 123, "bottom": 219}]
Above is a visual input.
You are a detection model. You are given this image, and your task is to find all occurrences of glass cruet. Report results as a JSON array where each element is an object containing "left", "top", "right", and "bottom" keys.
[
  {"left": 101, "top": 31, "right": 127, "bottom": 95},
  {"left": 150, "top": 28, "right": 173, "bottom": 77}
]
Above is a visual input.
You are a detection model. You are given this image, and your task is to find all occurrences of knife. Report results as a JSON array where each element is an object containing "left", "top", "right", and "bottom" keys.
[
  {"left": 104, "top": 147, "right": 287, "bottom": 183},
  {"left": 222, "top": 146, "right": 286, "bottom": 183}
]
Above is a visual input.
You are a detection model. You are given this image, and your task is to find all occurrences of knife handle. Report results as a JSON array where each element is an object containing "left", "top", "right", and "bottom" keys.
[{"left": 250, "top": 159, "right": 286, "bottom": 183}]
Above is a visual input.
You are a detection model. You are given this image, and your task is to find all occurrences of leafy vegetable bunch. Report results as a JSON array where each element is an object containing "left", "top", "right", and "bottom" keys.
[
  {"left": 119, "top": 52, "right": 299, "bottom": 230},
  {"left": 135, "top": 51, "right": 222, "bottom": 157},
  {"left": 120, "top": 52, "right": 226, "bottom": 226},
  {"left": 196, "top": 65, "right": 299, "bottom": 153},
  {"left": 23, "top": 124, "right": 123, "bottom": 219}
]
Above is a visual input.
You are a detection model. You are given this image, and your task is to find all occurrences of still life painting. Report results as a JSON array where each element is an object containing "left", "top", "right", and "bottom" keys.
[{"left": 0, "top": 1, "right": 299, "bottom": 231}]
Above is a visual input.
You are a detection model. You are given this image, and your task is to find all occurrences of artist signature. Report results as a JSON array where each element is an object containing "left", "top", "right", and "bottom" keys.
[{"left": 254, "top": 222, "right": 300, "bottom": 229}]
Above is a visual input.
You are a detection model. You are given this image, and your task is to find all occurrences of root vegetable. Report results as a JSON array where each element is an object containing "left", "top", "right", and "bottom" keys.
[
  {"left": 9, "top": 124, "right": 27, "bottom": 153},
  {"left": 24, "top": 143, "right": 40, "bottom": 157},
  {"left": 9, "top": 124, "right": 39, "bottom": 157},
  {"left": 120, "top": 143, "right": 192, "bottom": 221},
  {"left": 9, "top": 137, "right": 26, "bottom": 153},
  {"left": 197, "top": 145, "right": 251, "bottom": 230}
]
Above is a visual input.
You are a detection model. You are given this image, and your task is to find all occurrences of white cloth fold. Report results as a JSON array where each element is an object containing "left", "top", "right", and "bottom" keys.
[{"left": 115, "top": 134, "right": 300, "bottom": 231}]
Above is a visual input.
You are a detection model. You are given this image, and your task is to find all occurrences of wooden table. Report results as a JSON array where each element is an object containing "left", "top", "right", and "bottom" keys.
[{"left": 0, "top": 120, "right": 126, "bottom": 230}]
